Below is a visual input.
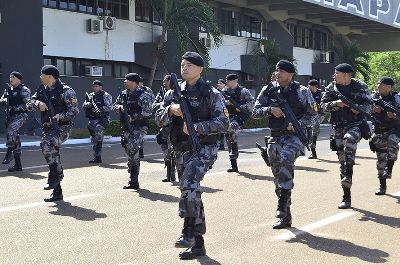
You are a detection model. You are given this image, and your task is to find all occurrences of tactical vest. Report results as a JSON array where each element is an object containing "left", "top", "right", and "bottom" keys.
[
  {"left": 125, "top": 87, "right": 148, "bottom": 127},
  {"left": 312, "top": 89, "right": 323, "bottom": 113},
  {"left": 329, "top": 79, "right": 365, "bottom": 125},
  {"left": 8, "top": 84, "right": 25, "bottom": 107},
  {"left": 39, "top": 81, "right": 68, "bottom": 125},
  {"left": 265, "top": 81, "right": 304, "bottom": 131},
  {"left": 373, "top": 91, "right": 400, "bottom": 132},
  {"left": 86, "top": 90, "right": 107, "bottom": 120},
  {"left": 224, "top": 86, "right": 246, "bottom": 115}
]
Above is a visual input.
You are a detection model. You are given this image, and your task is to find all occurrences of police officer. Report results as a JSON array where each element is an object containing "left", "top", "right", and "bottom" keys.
[
  {"left": 83, "top": 80, "right": 112, "bottom": 163},
  {"left": 153, "top": 74, "right": 176, "bottom": 182},
  {"left": 216, "top": 79, "right": 227, "bottom": 150},
  {"left": 369, "top": 77, "right": 400, "bottom": 195},
  {"left": 321, "top": 63, "right": 372, "bottom": 209},
  {"left": 27, "top": 65, "right": 79, "bottom": 202},
  {"left": 113, "top": 73, "right": 153, "bottom": 190},
  {"left": 155, "top": 52, "right": 228, "bottom": 260},
  {"left": 137, "top": 78, "right": 155, "bottom": 159},
  {"left": 0, "top": 71, "right": 31, "bottom": 171},
  {"left": 222, "top": 73, "right": 255, "bottom": 172},
  {"left": 307, "top": 79, "right": 324, "bottom": 159},
  {"left": 252, "top": 60, "right": 317, "bottom": 229}
]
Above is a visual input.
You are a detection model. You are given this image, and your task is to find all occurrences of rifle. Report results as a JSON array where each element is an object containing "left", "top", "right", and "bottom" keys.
[
  {"left": 222, "top": 93, "right": 250, "bottom": 124},
  {"left": 371, "top": 96, "right": 400, "bottom": 119},
  {"left": 116, "top": 88, "right": 133, "bottom": 135},
  {"left": 170, "top": 73, "right": 201, "bottom": 152},
  {"left": 39, "top": 85, "right": 61, "bottom": 134},
  {"left": 270, "top": 86, "right": 310, "bottom": 150},
  {"left": 1, "top": 84, "right": 11, "bottom": 126},
  {"left": 85, "top": 92, "right": 102, "bottom": 114},
  {"left": 326, "top": 83, "right": 381, "bottom": 124},
  {"left": 256, "top": 136, "right": 271, "bottom": 167}
]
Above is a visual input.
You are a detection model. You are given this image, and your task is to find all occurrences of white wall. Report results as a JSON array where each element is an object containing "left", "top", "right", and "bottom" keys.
[
  {"left": 202, "top": 33, "right": 259, "bottom": 71},
  {"left": 293, "top": 47, "right": 320, "bottom": 76},
  {"left": 43, "top": 8, "right": 161, "bottom": 62}
]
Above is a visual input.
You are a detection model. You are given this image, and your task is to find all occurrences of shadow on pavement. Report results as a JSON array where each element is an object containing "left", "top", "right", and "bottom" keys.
[
  {"left": 285, "top": 228, "right": 389, "bottom": 263},
  {"left": 353, "top": 207, "right": 400, "bottom": 228},
  {"left": 196, "top": 255, "right": 222, "bottom": 265},
  {"left": 238, "top": 171, "right": 274, "bottom": 181},
  {"left": 315, "top": 158, "right": 340, "bottom": 164},
  {"left": 141, "top": 158, "right": 164, "bottom": 165},
  {"left": 136, "top": 188, "right": 179, "bottom": 203},
  {"left": 201, "top": 186, "right": 223, "bottom": 194},
  {"left": 0, "top": 168, "right": 46, "bottom": 180},
  {"left": 295, "top": 166, "right": 329, "bottom": 173},
  {"left": 49, "top": 201, "right": 107, "bottom": 221},
  {"left": 98, "top": 163, "right": 127, "bottom": 170},
  {"left": 355, "top": 155, "right": 376, "bottom": 160},
  {"left": 385, "top": 194, "right": 400, "bottom": 204},
  {"left": 239, "top": 150, "right": 257, "bottom": 154}
]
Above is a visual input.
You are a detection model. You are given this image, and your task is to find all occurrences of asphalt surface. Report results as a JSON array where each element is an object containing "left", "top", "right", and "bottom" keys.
[{"left": 0, "top": 127, "right": 399, "bottom": 265}]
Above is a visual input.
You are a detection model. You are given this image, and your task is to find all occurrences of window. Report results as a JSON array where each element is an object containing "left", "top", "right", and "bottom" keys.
[
  {"left": 217, "top": 10, "right": 263, "bottom": 39},
  {"left": 43, "top": 0, "right": 129, "bottom": 20},
  {"left": 287, "top": 23, "right": 332, "bottom": 51},
  {"left": 135, "top": 0, "right": 151, "bottom": 22}
]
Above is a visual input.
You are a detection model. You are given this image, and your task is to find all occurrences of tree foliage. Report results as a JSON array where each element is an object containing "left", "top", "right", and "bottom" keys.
[{"left": 367, "top": 51, "right": 400, "bottom": 91}]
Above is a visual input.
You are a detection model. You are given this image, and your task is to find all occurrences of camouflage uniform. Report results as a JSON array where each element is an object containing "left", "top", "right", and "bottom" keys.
[
  {"left": 222, "top": 85, "right": 255, "bottom": 171},
  {"left": 0, "top": 84, "right": 31, "bottom": 167},
  {"left": 113, "top": 87, "right": 153, "bottom": 188},
  {"left": 27, "top": 79, "right": 79, "bottom": 198},
  {"left": 307, "top": 88, "right": 324, "bottom": 149},
  {"left": 370, "top": 91, "right": 400, "bottom": 194},
  {"left": 155, "top": 77, "right": 228, "bottom": 238},
  {"left": 83, "top": 90, "right": 112, "bottom": 161},
  {"left": 253, "top": 80, "right": 316, "bottom": 228},
  {"left": 321, "top": 79, "right": 371, "bottom": 208},
  {"left": 153, "top": 86, "right": 176, "bottom": 181}
]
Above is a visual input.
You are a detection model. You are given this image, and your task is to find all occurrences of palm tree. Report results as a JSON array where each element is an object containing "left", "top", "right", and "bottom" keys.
[
  {"left": 333, "top": 34, "right": 370, "bottom": 81},
  {"left": 256, "top": 39, "right": 294, "bottom": 82},
  {"left": 146, "top": 0, "right": 222, "bottom": 86}
]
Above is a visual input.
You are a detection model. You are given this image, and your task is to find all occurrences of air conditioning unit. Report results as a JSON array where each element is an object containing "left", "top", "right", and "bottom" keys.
[
  {"left": 103, "top": 16, "right": 116, "bottom": 30},
  {"left": 87, "top": 19, "right": 102, "bottom": 33},
  {"left": 85, "top": 66, "right": 103, "bottom": 77}
]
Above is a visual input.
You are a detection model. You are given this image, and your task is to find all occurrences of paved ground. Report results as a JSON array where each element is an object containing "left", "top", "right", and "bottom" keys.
[{"left": 0, "top": 127, "right": 399, "bottom": 265}]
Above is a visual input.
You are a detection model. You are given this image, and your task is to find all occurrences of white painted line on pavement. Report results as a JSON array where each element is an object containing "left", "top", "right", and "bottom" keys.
[
  {"left": 115, "top": 152, "right": 164, "bottom": 160},
  {"left": 0, "top": 165, "right": 48, "bottom": 173},
  {"left": 0, "top": 193, "right": 100, "bottom": 213},
  {"left": 275, "top": 211, "right": 355, "bottom": 240}
]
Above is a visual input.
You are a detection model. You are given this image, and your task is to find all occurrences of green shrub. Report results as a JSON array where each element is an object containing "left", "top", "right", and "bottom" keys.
[
  {"left": 104, "top": 117, "right": 160, "bottom": 136},
  {"left": 242, "top": 118, "right": 268, "bottom": 129}
]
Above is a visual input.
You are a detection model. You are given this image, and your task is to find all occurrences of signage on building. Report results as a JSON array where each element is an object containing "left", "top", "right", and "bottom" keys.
[{"left": 304, "top": 0, "right": 400, "bottom": 28}]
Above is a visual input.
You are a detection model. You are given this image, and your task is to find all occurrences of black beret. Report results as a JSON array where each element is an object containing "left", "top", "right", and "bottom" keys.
[
  {"left": 10, "top": 71, "right": 23, "bottom": 80},
  {"left": 335, "top": 63, "right": 354, "bottom": 73},
  {"left": 182, "top": 52, "right": 204, "bottom": 67},
  {"left": 125, "top": 73, "right": 141, "bottom": 83},
  {"left": 308, "top": 79, "right": 319, "bottom": 86},
  {"left": 217, "top": 78, "right": 226, "bottom": 85},
  {"left": 380, "top": 76, "right": 394, "bottom": 86},
  {"left": 276, "top": 60, "right": 295, "bottom": 73},
  {"left": 163, "top": 75, "right": 171, "bottom": 81},
  {"left": 92, "top": 80, "right": 103, "bottom": 86},
  {"left": 41, "top": 65, "right": 60, "bottom": 79},
  {"left": 226, "top": 73, "right": 238, "bottom": 81}
]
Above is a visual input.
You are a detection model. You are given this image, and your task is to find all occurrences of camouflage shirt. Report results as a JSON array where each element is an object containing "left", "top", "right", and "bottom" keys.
[
  {"left": 83, "top": 90, "right": 113, "bottom": 113},
  {"left": 113, "top": 87, "right": 153, "bottom": 120},
  {"left": 0, "top": 84, "right": 31, "bottom": 113},
  {"left": 222, "top": 85, "right": 255, "bottom": 114}
]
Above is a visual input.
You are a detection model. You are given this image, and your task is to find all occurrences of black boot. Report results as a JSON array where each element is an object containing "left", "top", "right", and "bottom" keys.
[
  {"left": 175, "top": 217, "right": 195, "bottom": 248},
  {"left": 89, "top": 156, "right": 102, "bottom": 163},
  {"left": 308, "top": 148, "right": 317, "bottom": 159},
  {"left": 383, "top": 160, "right": 394, "bottom": 179},
  {"left": 338, "top": 186, "right": 351, "bottom": 209},
  {"left": 8, "top": 154, "right": 22, "bottom": 172},
  {"left": 162, "top": 159, "right": 176, "bottom": 182},
  {"left": 227, "top": 159, "right": 238, "bottom": 172},
  {"left": 273, "top": 206, "right": 292, "bottom": 229},
  {"left": 89, "top": 142, "right": 102, "bottom": 163},
  {"left": 139, "top": 146, "right": 144, "bottom": 158},
  {"left": 375, "top": 177, "right": 387, "bottom": 195},
  {"left": 44, "top": 184, "right": 63, "bottom": 202},
  {"left": 340, "top": 164, "right": 353, "bottom": 188},
  {"left": 276, "top": 189, "right": 290, "bottom": 218},
  {"left": 123, "top": 162, "right": 140, "bottom": 189},
  {"left": 47, "top": 163, "right": 62, "bottom": 190},
  {"left": 2, "top": 147, "right": 13, "bottom": 164},
  {"left": 179, "top": 235, "right": 206, "bottom": 260}
]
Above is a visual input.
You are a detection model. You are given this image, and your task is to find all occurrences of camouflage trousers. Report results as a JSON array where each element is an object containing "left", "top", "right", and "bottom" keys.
[
  {"left": 6, "top": 113, "right": 28, "bottom": 156},
  {"left": 267, "top": 134, "right": 304, "bottom": 190},
  {"left": 179, "top": 144, "right": 218, "bottom": 235},
  {"left": 41, "top": 124, "right": 71, "bottom": 175},
  {"left": 122, "top": 127, "right": 147, "bottom": 169},
  {"left": 226, "top": 117, "right": 241, "bottom": 159},
  {"left": 88, "top": 119, "right": 106, "bottom": 156},
  {"left": 307, "top": 114, "right": 324, "bottom": 149},
  {"left": 371, "top": 130, "right": 399, "bottom": 176}
]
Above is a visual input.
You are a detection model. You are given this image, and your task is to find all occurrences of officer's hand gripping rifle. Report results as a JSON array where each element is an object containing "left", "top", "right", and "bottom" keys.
[
  {"left": 256, "top": 136, "right": 271, "bottom": 167},
  {"left": 85, "top": 92, "right": 102, "bottom": 114},
  {"left": 371, "top": 96, "right": 400, "bottom": 119},
  {"left": 1, "top": 83, "right": 11, "bottom": 126},
  {"left": 170, "top": 73, "right": 201, "bottom": 152},
  {"left": 39, "top": 85, "right": 61, "bottom": 134},
  {"left": 270, "top": 86, "right": 310, "bottom": 150},
  {"left": 223, "top": 93, "right": 250, "bottom": 124},
  {"left": 326, "top": 83, "right": 381, "bottom": 124},
  {"left": 116, "top": 88, "right": 133, "bottom": 135}
]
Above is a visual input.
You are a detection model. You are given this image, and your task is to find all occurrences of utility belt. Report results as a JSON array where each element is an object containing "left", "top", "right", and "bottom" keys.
[
  {"left": 199, "top": 134, "right": 219, "bottom": 145},
  {"left": 270, "top": 129, "right": 294, "bottom": 137},
  {"left": 374, "top": 126, "right": 396, "bottom": 134},
  {"left": 42, "top": 120, "right": 71, "bottom": 131}
]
